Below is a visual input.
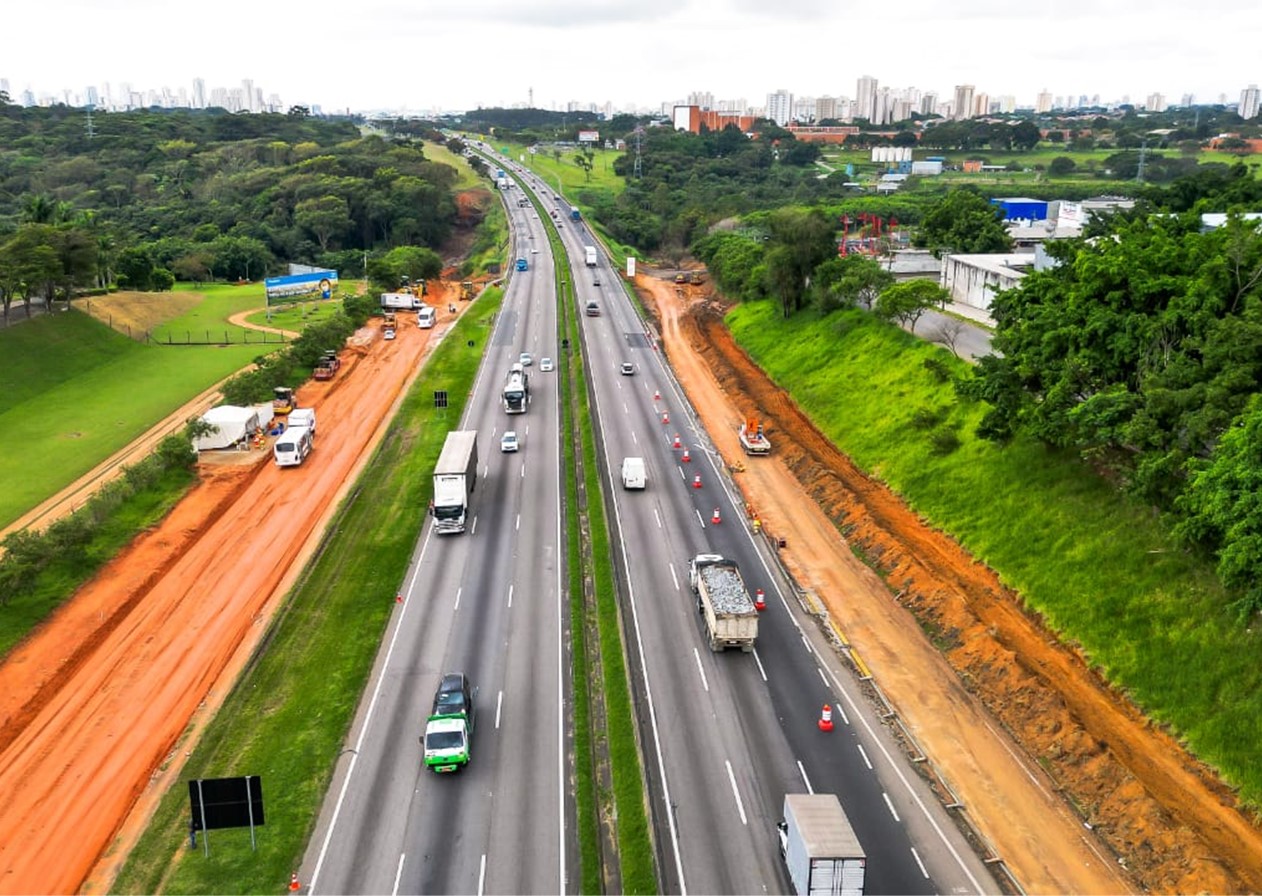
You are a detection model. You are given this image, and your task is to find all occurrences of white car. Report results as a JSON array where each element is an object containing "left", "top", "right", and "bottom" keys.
[
  {"left": 539, "top": 357, "right": 554, "bottom": 372},
  {"left": 519, "top": 352, "right": 533, "bottom": 367},
  {"left": 620, "top": 362, "right": 634, "bottom": 376},
  {"left": 500, "top": 431, "right": 519, "bottom": 453},
  {"left": 384, "top": 328, "right": 396, "bottom": 341}
]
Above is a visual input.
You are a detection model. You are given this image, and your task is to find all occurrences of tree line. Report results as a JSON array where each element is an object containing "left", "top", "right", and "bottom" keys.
[{"left": 0, "top": 98, "right": 462, "bottom": 318}]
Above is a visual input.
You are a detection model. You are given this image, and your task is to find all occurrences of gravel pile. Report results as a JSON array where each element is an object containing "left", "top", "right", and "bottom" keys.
[{"left": 698, "top": 563, "right": 756, "bottom": 615}]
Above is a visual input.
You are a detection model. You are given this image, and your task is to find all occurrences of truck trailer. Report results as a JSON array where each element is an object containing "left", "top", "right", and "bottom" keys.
[
  {"left": 584, "top": 245, "right": 598, "bottom": 267},
  {"left": 381, "top": 292, "right": 423, "bottom": 311},
  {"left": 689, "top": 553, "right": 759, "bottom": 651},
  {"left": 778, "top": 793, "right": 866, "bottom": 896},
  {"left": 433, "top": 430, "right": 478, "bottom": 534}
]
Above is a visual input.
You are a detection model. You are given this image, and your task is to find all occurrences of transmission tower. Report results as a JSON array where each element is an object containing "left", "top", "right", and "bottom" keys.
[{"left": 633, "top": 126, "right": 644, "bottom": 179}]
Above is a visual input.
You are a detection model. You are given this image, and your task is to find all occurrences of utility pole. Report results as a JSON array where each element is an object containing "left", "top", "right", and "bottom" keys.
[{"left": 1136, "top": 137, "right": 1148, "bottom": 183}]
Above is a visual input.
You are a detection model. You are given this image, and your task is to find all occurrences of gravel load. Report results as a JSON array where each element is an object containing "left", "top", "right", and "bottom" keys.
[{"left": 697, "top": 561, "right": 756, "bottom": 615}]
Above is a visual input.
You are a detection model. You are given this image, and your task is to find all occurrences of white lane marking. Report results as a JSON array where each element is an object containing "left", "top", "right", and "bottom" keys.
[
  {"left": 725, "top": 761, "right": 748, "bottom": 825},
  {"left": 654, "top": 508, "right": 662, "bottom": 529},
  {"left": 507, "top": 584, "right": 514, "bottom": 608},
  {"left": 632, "top": 430, "right": 639, "bottom": 446},
  {"left": 834, "top": 702, "right": 850, "bottom": 726},
  {"left": 482, "top": 464, "right": 489, "bottom": 479},
  {"left": 796, "top": 761, "right": 814, "bottom": 794},
  {"left": 695, "top": 509, "right": 706, "bottom": 528},
  {"left": 496, "top": 691, "right": 504, "bottom": 729},
  {"left": 883, "top": 792, "right": 901, "bottom": 822},
  {"left": 454, "top": 586, "right": 462, "bottom": 611},
  {"left": 817, "top": 667, "right": 829, "bottom": 687},
  {"left": 677, "top": 465, "right": 686, "bottom": 482},
  {"left": 669, "top": 564, "right": 679, "bottom": 591},
  {"left": 478, "top": 853, "right": 487, "bottom": 896},
  {"left": 391, "top": 854, "right": 405, "bottom": 896},
  {"left": 693, "top": 648, "right": 710, "bottom": 692},
  {"left": 752, "top": 648, "right": 768, "bottom": 682},
  {"left": 856, "top": 744, "right": 873, "bottom": 770},
  {"left": 471, "top": 516, "right": 478, "bottom": 536},
  {"left": 911, "top": 847, "right": 930, "bottom": 879},
  {"left": 520, "top": 464, "right": 525, "bottom": 479}
]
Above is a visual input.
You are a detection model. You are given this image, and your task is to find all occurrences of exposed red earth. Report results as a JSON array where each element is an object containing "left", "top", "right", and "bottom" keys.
[{"left": 0, "top": 289, "right": 462, "bottom": 894}]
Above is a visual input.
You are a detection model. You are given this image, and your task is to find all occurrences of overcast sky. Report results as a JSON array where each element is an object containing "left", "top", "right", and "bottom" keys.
[{"left": 5, "top": 0, "right": 1259, "bottom": 114}]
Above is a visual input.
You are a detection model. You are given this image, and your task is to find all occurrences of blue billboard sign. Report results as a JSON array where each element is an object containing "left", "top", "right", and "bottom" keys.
[{"left": 264, "top": 270, "right": 338, "bottom": 302}]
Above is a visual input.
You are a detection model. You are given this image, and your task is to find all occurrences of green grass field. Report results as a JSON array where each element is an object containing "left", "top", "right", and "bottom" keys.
[
  {"left": 0, "top": 312, "right": 259, "bottom": 529},
  {"left": 726, "top": 300, "right": 1262, "bottom": 807}
]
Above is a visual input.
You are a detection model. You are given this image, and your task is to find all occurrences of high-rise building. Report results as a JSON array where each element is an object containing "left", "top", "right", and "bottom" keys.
[
  {"left": 996, "top": 95, "right": 1016, "bottom": 114},
  {"left": 1239, "top": 84, "right": 1260, "bottom": 119},
  {"left": 920, "top": 92, "right": 938, "bottom": 116},
  {"left": 1145, "top": 92, "right": 1167, "bottom": 112},
  {"left": 815, "top": 95, "right": 838, "bottom": 122},
  {"left": 873, "top": 86, "right": 893, "bottom": 125},
  {"left": 855, "top": 74, "right": 877, "bottom": 122},
  {"left": 953, "top": 84, "right": 975, "bottom": 120},
  {"left": 241, "top": 78, "right": 255, "bottom": 112},
  {"left": 973, "top": 91, "right": 989, "bottom": 117},
  {"left": 1036, "top": 88, "right": 1053, "bottom": 113},
  {"left": 765, "top": 88, "right": 792, "bottom": 126},
  {"left": 192, "top": 77, "right": 206, "bottom": 109},
  {"left": 687, "top": 90, "right": 714, "bottom": 110},
  {"left": 1180, "top": 93, "right": 1196, "bottom": 107}
]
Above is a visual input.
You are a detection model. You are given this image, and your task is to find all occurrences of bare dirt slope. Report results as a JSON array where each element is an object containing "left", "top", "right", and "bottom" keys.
[
  {"left": 0, "top": 290, "right": 462, "bottom": 895},
  {"left": 638, "top": 272, "right": 1262, "bottom": 894}
]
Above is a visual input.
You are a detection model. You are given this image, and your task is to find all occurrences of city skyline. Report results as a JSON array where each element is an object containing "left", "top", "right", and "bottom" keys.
[{"left": 4, "top": 0, "right": 1260, "bottom": 116}]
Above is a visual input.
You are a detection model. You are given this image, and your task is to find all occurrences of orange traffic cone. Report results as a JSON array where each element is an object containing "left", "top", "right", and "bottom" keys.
[
  {"left": 754, "top": 588, "right": 766, "bottom": 611},
  {"left": 396, "top": 593, "right": 403, "bottom": 604},
  {"left": 682, "top": 448, "right": 691, "bottom": 462},
  {"left": 654, "top": 390, "right": 661, "bottom": 401},
  {"left": 692, "top": 474, "right": 702, "bottom": 489},
  {"left": 712, "top": 507, "right": 721, "bottom": 524},
  {"left": 289, "top": 871, "right": 301, "bottom": 892},
  {"left": 818, "top": 704, "right": 834, "bottom": 732},
  {"left": 672, "top": 433, "right": 682, "bottom": 448},
  {"left": 662, "top": 411, "right": 670, "bottom": 424}
]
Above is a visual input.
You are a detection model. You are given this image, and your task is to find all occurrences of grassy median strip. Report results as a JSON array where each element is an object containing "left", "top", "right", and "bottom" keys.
[{"left": 111, "top": 290, "right": 504, "bottom": 894}]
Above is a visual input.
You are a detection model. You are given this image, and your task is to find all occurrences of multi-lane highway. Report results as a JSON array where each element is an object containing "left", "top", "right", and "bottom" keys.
[
  {"left": 303, "top": 185, "right": 570, "bottom": 894},
  {"left": 301, "top": 150, "right": 999, "bottom": 895}
]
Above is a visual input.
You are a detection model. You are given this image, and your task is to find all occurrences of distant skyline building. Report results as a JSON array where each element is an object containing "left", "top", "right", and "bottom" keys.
[
  {"left": 1036, "top": 88, "right": 1053, "bottom": 113},
  {"left": 815, "top": 95, "right": 837, "bottom": 122},
  {"left": 687, "top": 90, "right": 714, "bottom": 110},
  {"left": 192, "top": 77, "right": 206, "bottom": 109},
  {"left": 855, "top": 74, "right": 877, "bottom": 122},
  {"left": 765, "top": 88, "right": 792, "bottom": 125},
  {"left": 953, "top": 84, "right": 975, "bottom": 120},
  {"left": 1240, "top": 84, "right": 1260, "bottom": 119}
]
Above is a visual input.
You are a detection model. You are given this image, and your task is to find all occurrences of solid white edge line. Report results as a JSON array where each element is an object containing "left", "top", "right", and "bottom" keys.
[{"left": 496, "top": 690, "right": 504, "bottom": 729}]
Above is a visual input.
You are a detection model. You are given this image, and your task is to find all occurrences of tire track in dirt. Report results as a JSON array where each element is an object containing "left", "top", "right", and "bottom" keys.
[{"left": 675, "top": 290, "right": 1262, "bottom": 894}]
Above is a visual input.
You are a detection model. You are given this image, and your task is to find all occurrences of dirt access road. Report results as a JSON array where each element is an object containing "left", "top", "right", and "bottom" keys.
[
  {"left": 636, "top": 272, "right": 1262, "bottom": 894},
  {"left": 0, "top": 292, "right": 460, "bottom": 895}
]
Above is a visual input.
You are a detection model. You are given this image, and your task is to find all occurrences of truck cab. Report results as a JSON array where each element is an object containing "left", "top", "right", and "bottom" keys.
[
  {"left": 515, "top": 258, "right": 528, "bottom": 271},
  {"left": 422, "top": 673, "right": 476, "bottom": 773}
]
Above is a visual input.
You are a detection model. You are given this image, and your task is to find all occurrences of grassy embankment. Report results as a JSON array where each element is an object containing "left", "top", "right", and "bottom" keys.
[
  {"left": 0, "top": 306, "right": 259, "bottom": 531},
  {"left": 111, "top": 288, "right": 506, "bottom": 893},
  {"left": 726, "top": 300, "right": 1262, "bottom": 807}
]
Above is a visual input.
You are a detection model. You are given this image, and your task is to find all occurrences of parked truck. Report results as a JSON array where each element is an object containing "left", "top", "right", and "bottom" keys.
[
  {"left": 313, "top": 350, "right": 341, "bottom": 381},
  {"left": 503, "top": 363, "right": 529, "bottom": 414},
  {"left": 288, "top": 407, "right": 316, "bottom": 438},
  {"left": 778, "top": 794, "right": 866, "bottom": 896},
  {"left": 689, "top": 553, "right": 759, "bottom": 651},
  {"left": 432, "top": 430, "right": 478, "bottom": 534},
  {"left": 381, "top": 292, "right": 423, "bottom": 311},
  {"left": 584, "top": 245, "right": 598, "bottom": 267},
  {"left": 738, "top": 415, "right": 772, "bottom": 455}
]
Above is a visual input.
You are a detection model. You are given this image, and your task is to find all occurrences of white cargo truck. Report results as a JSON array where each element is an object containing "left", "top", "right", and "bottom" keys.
[
  {"left": 778, "top": 793, "right": 866, "bottom": 896},
  {"left": 432, "top": 430, "right": 478, "bottom": 534},
  {"left": 688, "top": 553, "right": 758, "bottom": 651},
  {"left": 381, "top": 292, "right": 423, "bottom": 311},
  {"left": 584, "top": 245, "right": 598, "bottom": 267},
  {"left": 274, "top": 424, "right": 313, "bottom": 467},
  {"left": 288, "top": 407, "right": 316, "bottom": 439}
]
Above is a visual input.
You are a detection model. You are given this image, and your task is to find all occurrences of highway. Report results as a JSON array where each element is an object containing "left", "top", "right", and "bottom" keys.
[
  {"left": 302, "top": 181, "right": 571, "bottom": 894},
  {"left": 542, "top": 160, "right": 998, "bottom": 895}
]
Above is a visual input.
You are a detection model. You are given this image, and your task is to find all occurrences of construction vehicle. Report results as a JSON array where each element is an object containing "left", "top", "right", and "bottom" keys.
[
  {"left": 738, "top": 415, "right": 771, "bottom": 456},
  {"left": 460, "top": 280, "right": 475, "bottom": 301},
  {"left": 690, "top": 270, "right": 705, "bottom": 285},
  {"left": 382, "top": 310, "right": 398, "bottom": 329},
  {"left": 432, "top": 430, "right": 478, "bottom": 534},
  {"left": 689, "top": 554, "right": 759, "bottom": 652},
  {"left": 272, "top": 386, "right": 295, "bottom": 415},
  {"left": 778, "top": 794, "right": 866, "bottom": 895},
  {"left": 313, "top": 350, "right": 340, "bottom": 381}
]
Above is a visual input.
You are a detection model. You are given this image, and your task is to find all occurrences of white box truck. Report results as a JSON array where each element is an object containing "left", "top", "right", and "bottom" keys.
[
  {"left": 274, "top": 424, "right": 313, "bottom": 467},
  {"left": 778, "top": 794, "right": 866, "bottom": 896},
  {"left": 584, "top": 245, "right": 598, "bottom": 266},
  {"left": 689, "top": 554, "right": 759, "bottom": 651},
  {"left": 621, "top": 457, "right": 646, "bottom": 489},
  {"left": 433, "top": 430, "right": 478, "bottom": 534},
  {"left": 288, "top": 407, "right": 316, "bottom": 438},
  {"left": 381, "top": 292, "right": 422, "bottom": 311}
]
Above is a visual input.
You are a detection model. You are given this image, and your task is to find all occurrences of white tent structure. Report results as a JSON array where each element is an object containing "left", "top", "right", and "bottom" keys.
[{"left": 192, "top": 405, "right": 261, "bottom": 452}]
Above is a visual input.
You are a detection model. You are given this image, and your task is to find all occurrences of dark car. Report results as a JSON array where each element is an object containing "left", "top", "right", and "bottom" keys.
[{"left": 432, "top": 672, "right": 474, "bottom": 719}]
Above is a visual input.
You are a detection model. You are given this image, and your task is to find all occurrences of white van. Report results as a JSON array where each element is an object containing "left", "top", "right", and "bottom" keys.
[
  {"left": 274, "top": 425, "right": 313, "bottom": 467},
  {"left": 418, "top": 306, "right": 437, "bottom": 328},
  {"left": 621, "top": 457, "right": 646, "bottom": 490},
  {"left": 288, "top": 408, "right": 316, "bottom": 438}
]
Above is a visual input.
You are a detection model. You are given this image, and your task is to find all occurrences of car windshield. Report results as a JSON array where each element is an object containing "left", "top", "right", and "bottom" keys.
[
  {"left": 436, "top": 691, "right": 466, "bottom": 713},
  {"left": 425, "top": 730, "right": 465, "bottom": 750}
]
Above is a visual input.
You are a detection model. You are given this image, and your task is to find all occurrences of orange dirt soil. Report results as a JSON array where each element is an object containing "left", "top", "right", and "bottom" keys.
[
  {"left": 0, "top": 287, "right": 462, "bottom": 895},
  {"left": 636, "top": 272, "right": 1262, "bottom": 894}
]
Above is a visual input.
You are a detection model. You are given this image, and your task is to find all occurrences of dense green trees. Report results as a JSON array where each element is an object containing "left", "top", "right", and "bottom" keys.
[
  {"left": 961, "top": 213, "right": 1262, "bottom": 615},
  {"left": 915, "top": 189, "right": 1013, "bottom": 256}
]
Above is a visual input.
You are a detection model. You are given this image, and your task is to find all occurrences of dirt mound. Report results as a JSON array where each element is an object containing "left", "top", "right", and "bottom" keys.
[
  {"left": 77, "top": 290, "right": 202, "bottom": 334},
  {"left": 673, "top": 290, "right": 1262, "bottom": 893}
]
